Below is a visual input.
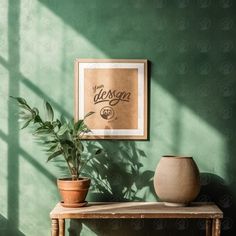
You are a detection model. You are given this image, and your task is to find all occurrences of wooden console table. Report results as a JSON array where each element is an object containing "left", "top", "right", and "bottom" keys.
[{"left": 50, "top": 202, "right": 223, "bottom": 236}]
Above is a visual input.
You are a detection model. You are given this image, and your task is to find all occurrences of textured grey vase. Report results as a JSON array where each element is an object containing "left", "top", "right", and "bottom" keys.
[{"left": 154, "top": 155, "right": 200, "bottom": 207}]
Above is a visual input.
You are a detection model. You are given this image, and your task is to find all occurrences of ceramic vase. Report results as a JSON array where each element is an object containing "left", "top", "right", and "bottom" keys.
[{"left": 154, "top": 155, "right": 200, "bottom": 207}]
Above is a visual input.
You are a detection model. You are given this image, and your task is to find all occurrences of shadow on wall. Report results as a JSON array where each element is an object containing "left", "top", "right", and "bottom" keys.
[
  {"left": 0, "top": 214, "right": 25, "bottom": 236},
  {"left": 6, "top": 0, "right": 21, "bottom": 234},
  {"left": 197, "top": 173, "right": 235, "bottom": 235},
  {"left": 85, "top": 141, "right": 155, "bottom": 202}
]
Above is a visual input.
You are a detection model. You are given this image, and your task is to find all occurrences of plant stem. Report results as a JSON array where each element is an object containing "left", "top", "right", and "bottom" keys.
[
  {"left": 62, "top": 152, "right": 74, "bottom": 179},
  {"left": 38, "top": 117, "right": 77, "bottom": 180}
]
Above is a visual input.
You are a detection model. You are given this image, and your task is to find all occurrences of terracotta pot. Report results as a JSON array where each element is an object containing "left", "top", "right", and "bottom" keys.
[
  {"left": 57, "top": 177, "right": 90, "bottom": 208},
  {"left": 154, "top": 155, "right": 200, "bottom": 207}
]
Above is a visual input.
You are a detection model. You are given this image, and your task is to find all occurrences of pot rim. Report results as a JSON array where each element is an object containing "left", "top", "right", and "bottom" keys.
[
  {"left": 57, "top": 177, "right": 90, "bottom": 182},
  {"left": 162, "top": 155, "right": 192, "bottom": 159}
]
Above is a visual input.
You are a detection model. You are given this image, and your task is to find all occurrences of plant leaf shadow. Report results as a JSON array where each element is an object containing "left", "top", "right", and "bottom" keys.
[
  {"left": 68, "top": 140, "right": 157, "bottom": 235},
  {"left": 84, "top": 141, "right": 155, "bottom": 202}
]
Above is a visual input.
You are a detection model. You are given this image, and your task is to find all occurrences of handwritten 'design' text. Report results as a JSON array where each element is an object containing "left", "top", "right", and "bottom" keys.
[{"left": 93, "top": 85, "right": 131, "bottom": 106}]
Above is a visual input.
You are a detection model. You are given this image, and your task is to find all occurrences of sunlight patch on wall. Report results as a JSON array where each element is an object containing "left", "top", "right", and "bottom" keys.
[
  {"left": 0, "top": 0, "right": 8, "bottom": 61},
  {"left": 19, "top": 0, "right": 107, "bottom": 115},
  {"left": 0, "top": 66, "right": 9, "bottom": 220},
  {"left": 0, "top": 137, "right": 8, "bottom": 219},
  {"left": 18, "top": 152, "right": 57, "bottom": 236},
  {"left": 0, "top": 65, "right": 9, "bottom": 134},
  {"left": 139, "top": 82, "right": 227, "bottom": 180},
  {"left": 178, "top": 104, "right": 227, "bottom": 176}
]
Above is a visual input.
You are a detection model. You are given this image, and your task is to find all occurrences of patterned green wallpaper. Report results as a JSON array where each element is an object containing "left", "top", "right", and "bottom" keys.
[{"left": 0, "top": 0, "right": 235, "bottom": 235}]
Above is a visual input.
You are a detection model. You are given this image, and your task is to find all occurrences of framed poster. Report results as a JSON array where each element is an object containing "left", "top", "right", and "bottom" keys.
[{"left": 74, "top": 59, "right": 148, "bottom": 140}]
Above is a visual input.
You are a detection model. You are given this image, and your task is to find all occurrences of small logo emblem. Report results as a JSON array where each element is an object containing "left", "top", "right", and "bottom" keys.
[{"left": 100, "top": 106, "right": 115, "bottom": 120}]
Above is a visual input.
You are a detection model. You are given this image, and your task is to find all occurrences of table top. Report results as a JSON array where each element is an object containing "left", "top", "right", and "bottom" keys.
[{"left": 50, "top": 202, "right": 223, "bottom": 219}]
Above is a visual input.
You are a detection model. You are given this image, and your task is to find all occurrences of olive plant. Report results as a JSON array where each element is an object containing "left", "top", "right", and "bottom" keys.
[{"left": 11, "top": 96, "right": 101, "bottom": 180}]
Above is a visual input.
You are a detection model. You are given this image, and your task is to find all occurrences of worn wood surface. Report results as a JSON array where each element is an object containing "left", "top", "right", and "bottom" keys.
[
  {"left": 206, "top": 219, "right": 212, "bottom": 236},
  {"left": 59, "top": 219, "right": 65, "bottom": 236},
  {"left": 51, "top": 219, "right": 59, "bottom": 236},
  {"left": 50, "top": 202, "right": 223, "bottom": 219},
  {"left": 214, "top": 218, "right": 221, "bottom": 236}
]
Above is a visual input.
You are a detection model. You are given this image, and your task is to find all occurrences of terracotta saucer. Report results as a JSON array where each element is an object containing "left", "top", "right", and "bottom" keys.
[{"left": 60, "top": 201, "right": 88, "bottom": 208}]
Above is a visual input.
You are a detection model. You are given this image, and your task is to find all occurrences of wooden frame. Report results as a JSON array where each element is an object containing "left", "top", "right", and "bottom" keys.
[{"left": 74, "top": 59, "right": 148, "bottom": 140}]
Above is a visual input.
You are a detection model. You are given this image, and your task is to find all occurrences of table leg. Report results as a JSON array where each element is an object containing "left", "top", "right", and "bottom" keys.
[
  {"left": 206, "top": 219, "right": 212, "bottom": 236},
  {"left": 213, "top": 218, "right": 221, "bottom": 236},
  {"left": 59, "top": 219, "right": 65, "bottom": 236},
  {"left": 212, "top": 219, "right": 215, "bottom": 236},
  {"left": 51, "top": 219, "right": 59, "bottom": 236}
]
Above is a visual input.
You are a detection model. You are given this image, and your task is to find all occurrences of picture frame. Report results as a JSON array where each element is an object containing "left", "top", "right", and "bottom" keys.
[{"left": 74, "top": 59, "right": 148, "bottom": 140}]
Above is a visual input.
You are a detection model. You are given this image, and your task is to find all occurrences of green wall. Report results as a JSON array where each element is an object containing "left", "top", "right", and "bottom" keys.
[{"left": 0, "top": 0, "right": 235, "bottom": 235}]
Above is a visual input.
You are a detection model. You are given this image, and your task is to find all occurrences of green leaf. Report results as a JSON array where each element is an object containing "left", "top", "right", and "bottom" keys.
[
  {"left": 45, "top": 101, "right": 54, "bottom": 121},
  {"left": 52, "top": 120, "right": 60, "bottom": 128},
  {"left": 19, "top": 111, "right": 32, "bottom": 120},
  {"left": 78, "top": 122, "right": 91, "bottom": 134},
  {"left": 44, "top": 140, "right": 58, "bottom": 144},
  {"left": 35, "top": 125, "right": 47, "bottom": 131},
  {"left": 46, "top": 143, "right": 59, "bottom": 153},
  {"left": 61, "top": 139, "right": 74, "bottom": 147},
  {"left": 74, "top": 120, "right": 84, "bottom": 132},
  {"left": 33, "top": 115, "right": 42, "bottom": 123},
  {"left": 84, "top": 111, "right": 95, "bottom": 119},
  {"left": 47, "top": 150, "right": 63, "bottom": 162},
  {"left": 57, "top": 123, "right": 68, "bottom": 136},
  {"left": 138, "top": 149, "right": 147, "bottom": 158},
  {"left": 10, "top": 96, "right": 27, "bottom": 105},
  {"left": 32, "top": 107, "right": 39, "bottom": 116},
  {"left": 10, "top": 96, "right": 32, "bottom": 112},
  {"left": 78, "top": 142, "right": 84, "bottom": 152},
  {"left": 34, "top": 127, "right": 52, "bottom": 135},
  {"left": 67, "top": 120, "right": 73, "bottom": 132},
  {"left": 18, "top": 102, "right": 29, "bottom": 110},
  {"left": 60, "top": 115, "right": 67, "bottom": 125},
  {"left": 95, "top": 149, "right": 102, "bottom": 155},
  {"left": 21, "top": 119, "right": 32, "bottom": 129}
]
